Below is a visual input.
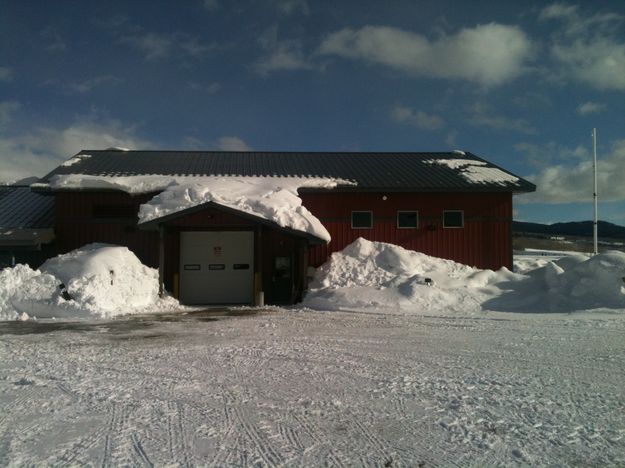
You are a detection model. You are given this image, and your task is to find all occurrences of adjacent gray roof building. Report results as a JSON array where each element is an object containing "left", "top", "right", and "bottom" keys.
[
  {"left": 41, "top": 150, "right": 536, "bottom": 193},
  {"left": 0, "top": 186, "right": 55, "bottom": 248}
]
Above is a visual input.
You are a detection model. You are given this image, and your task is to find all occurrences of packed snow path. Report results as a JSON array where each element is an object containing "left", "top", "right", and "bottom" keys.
[{"left": 1, "top": 309, "right": 624, "bottom": 466}]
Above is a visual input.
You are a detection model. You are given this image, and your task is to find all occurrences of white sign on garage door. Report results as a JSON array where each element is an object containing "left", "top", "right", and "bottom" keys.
[{"left": 179, "top": 231, "right": 254, "bottom": 304}]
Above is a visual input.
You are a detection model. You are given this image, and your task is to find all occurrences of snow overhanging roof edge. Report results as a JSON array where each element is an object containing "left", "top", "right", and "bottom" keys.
[{"left": 137, "top": 199, "right": 327, "bottom": 245}]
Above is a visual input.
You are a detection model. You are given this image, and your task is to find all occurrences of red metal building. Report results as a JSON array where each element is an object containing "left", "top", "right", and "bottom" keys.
[{"left": 36, "top": 150, "right": 535, "bottom": 305}]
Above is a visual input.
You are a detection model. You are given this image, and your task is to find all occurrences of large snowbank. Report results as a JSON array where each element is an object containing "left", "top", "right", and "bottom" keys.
[
  {"left": 47, "top": 174, "right": 353, "bottom": 241},
  {"left": 0, "top": 244, "right": 174, "bottom": 320},
  {"left": 303, "top": 238, "right": 625, "bottom": 314}
]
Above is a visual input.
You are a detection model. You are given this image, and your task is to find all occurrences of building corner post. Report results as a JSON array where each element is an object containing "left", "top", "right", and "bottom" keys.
[{"left": 158, "top": 224, "right": 165, "bottom": 297}]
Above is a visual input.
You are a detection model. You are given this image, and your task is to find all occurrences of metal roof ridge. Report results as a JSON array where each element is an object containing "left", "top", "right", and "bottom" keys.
[{"left": 80, "top": 149, "right": 462, "bottom": 155}]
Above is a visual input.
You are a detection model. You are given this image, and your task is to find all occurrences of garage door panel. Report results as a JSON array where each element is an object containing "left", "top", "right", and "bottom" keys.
[{"left": 180, "top": 231, "right": 254, "bottom": 304}]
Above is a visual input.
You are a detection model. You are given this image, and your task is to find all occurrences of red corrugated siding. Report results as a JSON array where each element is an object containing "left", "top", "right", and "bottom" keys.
[
  {"left": 302, "top": 192, "right": 512, "bottom": 270},
  {"left": 55, "top": 190, "right": 513, "bottom": 277},
  {"left": 55, "top": 192, "right": 159, "bottom": 267}
]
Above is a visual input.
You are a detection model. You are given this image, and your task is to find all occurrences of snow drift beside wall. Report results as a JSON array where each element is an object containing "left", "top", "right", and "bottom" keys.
[
  {"left": 303, "top": 238, "right": 625, "bottom": 314},
  {"left": 0, "top": 243, "right": 173, "bottom": 320}
]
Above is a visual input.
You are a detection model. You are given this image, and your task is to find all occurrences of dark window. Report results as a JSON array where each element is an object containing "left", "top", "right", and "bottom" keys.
[
  {"left": 443, "top": 210, "right": 464, "bottom": 228},
  {"left": 397, "top": 211, "right": 418, "bottom": 228},
  {"left": 351, "top": 211, "right": 373, "bottom": 229},
  {"left": 92, "top": 204, "right": 137, "bottom": 219}
]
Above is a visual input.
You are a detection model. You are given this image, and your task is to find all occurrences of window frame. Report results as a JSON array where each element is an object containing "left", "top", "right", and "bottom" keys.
[
  {"left": 351, "top": 210, "right": 373, "bottom": 229},
  {"left": 397, "top": 210, "right": 419, "bottom": 229},
  {"left": 443, "top": 210, "right": 464, "bottom": 228}
]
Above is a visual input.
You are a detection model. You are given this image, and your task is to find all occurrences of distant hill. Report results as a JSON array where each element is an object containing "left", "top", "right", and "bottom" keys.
[{"left": 513, "top": 220, "right": 625, "bottom": 239}]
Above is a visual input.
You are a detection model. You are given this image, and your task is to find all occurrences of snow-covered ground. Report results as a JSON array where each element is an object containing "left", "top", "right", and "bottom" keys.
[
  {"left": 1, "top": 308, "right": 624, "bottom": 466},
  {"left": 1, "top": 240, "right": 625, "bottom": 465}
]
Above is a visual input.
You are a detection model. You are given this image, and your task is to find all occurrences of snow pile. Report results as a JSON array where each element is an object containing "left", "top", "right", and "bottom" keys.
[
  {"left": 303, "top": 238, "right": 509, "bottom": 313},
  {"left": 0, "top": 244, "right": 170, "bottom": 320},
  {"left": 303, "top": 238, "right": 625, "bottom": 314},
  {"left": 424, "top": 158, "right": 520, "bottom": 186},
  {"left": 489, "top": 252, "right": 625, "bottom": 312},
  {"left": 138, "top": 177, "right": 341, "bottom": 242},
  {"left": 47, "top": 174, "right": 353, "bottom": 241}
]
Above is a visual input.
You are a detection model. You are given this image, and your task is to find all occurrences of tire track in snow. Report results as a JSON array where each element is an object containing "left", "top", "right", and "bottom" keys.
[
  {"left": 233, "top": 403, "right": 284, "bottom": 466},
  {"left": 278, "top": 422, "right": 305, "bottom": 452},
  {"left": 101, "top": 402, "right": 132, "bottom": 467},
  {"left": 56, "top": 382, "right": 79, "bottom": 402},
  {"left": 351, "top": 418, "right": 394, "bottom": 465},
  {"left": 209, "top": 390, "right": 239, "bottom": 467},
  {"left": 56, "top": 425, "right": 108, "bottom": 466},
  {"left": 166, "top": 401, "right": 192, "bottom": 467},
  {"left": 0, "top": 384, "right": 37, "bottom": 426},
  {"left": 101, "top": 403, "right": 117, "bottom": 468},
  {"left": 131, "top": 432, "right": 153, "bottom": 467}
]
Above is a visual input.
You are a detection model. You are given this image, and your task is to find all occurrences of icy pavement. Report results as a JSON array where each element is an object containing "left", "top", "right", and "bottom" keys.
[{"left": 1, "top": 309, "right": 625, "bottom": 466}]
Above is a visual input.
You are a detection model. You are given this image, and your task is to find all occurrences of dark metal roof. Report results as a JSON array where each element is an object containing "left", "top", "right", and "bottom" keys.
[
  {"left": 42, "top": 150, "right": 536, "bottom": 193},
  {"left": 0, "top": 186, "right": 55, "bottom": 228}
]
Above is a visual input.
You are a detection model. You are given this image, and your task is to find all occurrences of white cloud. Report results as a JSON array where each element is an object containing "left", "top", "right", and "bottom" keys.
[
  {"left": 515, "top": 141, "right": 588, "bottom": 169},
  {"left": 119, "top": 32, "right": 173, "bottom": 60},
  {"left": 202, "top": 0, "right": 219, "bottom": 11},
  {"left": 0, "top": 101, "right": 20, "bottom": 126},
  {"left": 118, "top": 31, "right": 215, "bottom": 61},
  {"left": 41, "top": 27, "right": 67, "bottom": 52},
  {"left": 469, "top": 102, "right": 536, "bottom": 134},
  {"left": 0, "top": 119, "right": 155, "bottom": 183},
  {"left": 256, "top": 27, "right": 315, "bottom": 74},
  {"left": 539, "top": 3, "right": 579, "bottom": 21},
  {"left": 181, "top": 136, "right": 206, "bottom": 149},
  {"left": 445, "top": 130, "right": 458, "bottom": 148},
  {"left": 188, "top": 81, "right": 221, "bottom": 94},
  {"left": 540, "top": 3, "right": 625, "bottom": 91},
  {"left": 274, "top": 0, "right": 309, "bottom": 15},
  {"left": 67, "top": 75, "right": 122, "bottom": 94},
  {"left": 0, "top": 67, "right": 13, "bottom": 82},
  {"left": 318, "top": 23, "right": 533, "bottom": 86},
  {"left": 520, "top": 139, "right": 625, "bottom": 203},
  {"left": 577, "top": 101, "right": 606, "bottom": 116},
  {"left": 216, "top": 136, "right": 251, "bottom": 152},
  {"left": 552, "top": 40, "right": 625, "bottom": 91},
  {"left": 391, "top": 106, "right": 445, "bottom": 130}
]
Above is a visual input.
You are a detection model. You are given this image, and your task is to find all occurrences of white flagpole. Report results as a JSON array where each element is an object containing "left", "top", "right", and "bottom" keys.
[{"left": 592, "top": 128, "right": 598, "bottom": 255}]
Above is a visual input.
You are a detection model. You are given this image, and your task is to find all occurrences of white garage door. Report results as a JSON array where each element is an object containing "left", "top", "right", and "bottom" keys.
[{"left": 179, "top": 231, "right": 254, "bottom": 304}]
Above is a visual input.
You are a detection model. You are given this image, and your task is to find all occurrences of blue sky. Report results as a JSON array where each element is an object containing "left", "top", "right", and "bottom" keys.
[{"left": 1, "top": 0, "right": 624, "bottom": 225}]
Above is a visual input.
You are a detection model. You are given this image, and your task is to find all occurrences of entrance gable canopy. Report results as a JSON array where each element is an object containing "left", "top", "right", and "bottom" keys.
[{"left": 137, "top": 198, "right": 327, "bottom": 244}]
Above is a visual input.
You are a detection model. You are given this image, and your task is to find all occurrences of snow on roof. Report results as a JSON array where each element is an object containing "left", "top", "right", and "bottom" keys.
[
  {"left": 49, "top": 174, "right": 178, "bottom": 193},
  {"left": 47, "top": 174, "right": 353, "bottom": 242},
  {"left": 61, "top": 154, "right": 92, "bottom": 167},
  {"left": 424, "top": 159, "right": 520, "bottom": 186},
  {"left": 138, "top": 177, "right": 347, "bottom": 242}
]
